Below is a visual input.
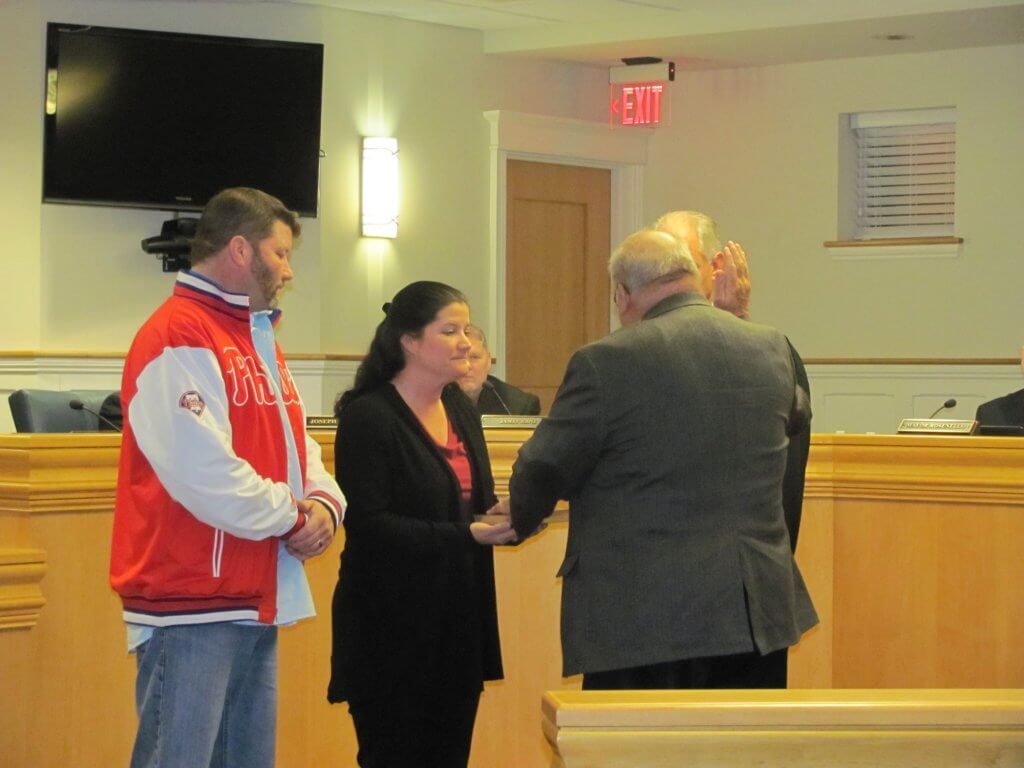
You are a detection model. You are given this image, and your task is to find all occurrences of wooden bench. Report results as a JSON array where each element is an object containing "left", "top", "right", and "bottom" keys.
[{"left": 542, "top": 689, "right": 1024, "bottom": 767}]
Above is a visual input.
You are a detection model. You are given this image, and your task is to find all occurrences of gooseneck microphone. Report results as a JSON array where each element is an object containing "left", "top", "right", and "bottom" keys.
[
  {"left": 928, "top": 398, "right": 957, "bottom": 419},
  {"left": 482, "top": 380, "right": 512, "bottom": 415},
  {"left": 69, "top": 398, "right": 122, "bottom": 432}
]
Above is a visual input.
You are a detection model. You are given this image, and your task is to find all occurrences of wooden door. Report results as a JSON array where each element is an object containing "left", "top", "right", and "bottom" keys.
[{"left": 505, "top": 160, "right": 611, "bottom": 412}]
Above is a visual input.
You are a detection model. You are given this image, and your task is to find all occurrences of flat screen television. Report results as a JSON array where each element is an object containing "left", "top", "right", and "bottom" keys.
[{"left": 43, "top": 23, "right": 323, "bottom": 216}]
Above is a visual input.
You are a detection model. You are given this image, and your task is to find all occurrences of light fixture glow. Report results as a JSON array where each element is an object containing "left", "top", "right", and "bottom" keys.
[{"left": 361, "top": 137, "right": 399, "bottom": 238}]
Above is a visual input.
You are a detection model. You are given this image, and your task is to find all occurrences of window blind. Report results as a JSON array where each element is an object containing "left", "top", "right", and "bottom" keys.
[{"left": 852, "top": 108, "right": 956, "bottom": 239}]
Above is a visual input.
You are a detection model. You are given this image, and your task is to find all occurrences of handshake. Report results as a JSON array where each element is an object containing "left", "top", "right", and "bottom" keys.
[{"left": 469, "top": 497, "right": 547, "bottom": 546}]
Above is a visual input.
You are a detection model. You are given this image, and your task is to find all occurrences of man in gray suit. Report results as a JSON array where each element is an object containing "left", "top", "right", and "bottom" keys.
[{"left": 509, "top": 228, "right": 817, "bottom": 689}]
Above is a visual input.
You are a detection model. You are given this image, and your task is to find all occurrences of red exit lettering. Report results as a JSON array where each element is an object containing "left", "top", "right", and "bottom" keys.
[{"left": 610, "top": 82, "right": 665, "bottom": 127}]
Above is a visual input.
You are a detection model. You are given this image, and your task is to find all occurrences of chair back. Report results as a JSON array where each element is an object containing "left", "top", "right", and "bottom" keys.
[{"left": 8, "top": 389, "right": 119, "bottom": 433}]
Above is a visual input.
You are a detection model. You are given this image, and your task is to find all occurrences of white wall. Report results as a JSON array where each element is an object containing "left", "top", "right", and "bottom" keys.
[
  {"left": 0, "top": 0, "right": 606, "bottom": 357},
  {"left": 806, "top": 362, "right": 1022, "bottom": 434},
  {"left": 643, "top": 44, "right": 1024, "bottom": 360}
]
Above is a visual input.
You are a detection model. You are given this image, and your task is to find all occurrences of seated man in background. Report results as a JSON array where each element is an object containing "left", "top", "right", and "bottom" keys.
[
  {"left": 459, "top": 325, "right": 542, "bottom": 415},
  {"left": 976, "top": 345, "right": 1024, "bottom": 426}
]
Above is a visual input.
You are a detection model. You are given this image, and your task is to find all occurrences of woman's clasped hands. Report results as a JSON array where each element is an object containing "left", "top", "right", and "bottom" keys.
[{"left": 470, "top": 497, "right": 518, "bottom": 545}]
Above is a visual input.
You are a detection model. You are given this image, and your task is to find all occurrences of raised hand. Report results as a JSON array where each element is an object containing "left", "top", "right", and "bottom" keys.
[{"left": 711, "top": 240, "right": 751, "bottom": 319}]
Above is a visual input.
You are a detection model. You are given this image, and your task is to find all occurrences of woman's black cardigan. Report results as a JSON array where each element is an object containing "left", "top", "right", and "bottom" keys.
[{"left": 327, "top": 383, "right": 503, "bottom": 704}]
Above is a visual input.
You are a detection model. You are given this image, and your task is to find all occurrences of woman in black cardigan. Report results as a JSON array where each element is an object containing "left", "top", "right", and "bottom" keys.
[{"left": 328, "top": 281, "right": 515, "bottom": 768}]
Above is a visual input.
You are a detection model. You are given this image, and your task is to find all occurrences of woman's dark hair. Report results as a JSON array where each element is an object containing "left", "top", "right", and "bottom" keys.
[{"left": 336, "top": 281, "right": 468, "bottom": 414}]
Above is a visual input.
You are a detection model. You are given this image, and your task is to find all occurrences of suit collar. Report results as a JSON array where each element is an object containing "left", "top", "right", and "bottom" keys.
[{"left": 643, "top": 290, "right": 711, "bottom": 321}]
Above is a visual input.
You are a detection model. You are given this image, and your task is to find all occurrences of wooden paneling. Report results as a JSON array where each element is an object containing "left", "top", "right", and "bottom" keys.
[
  {"left": 786, "top": 493, "right": 834, "bottom": 688},
  {"left": 0, "top": 434, "right": 133, "bottom": 767},
  {"left": 276, "top": 533, "right": 356, "bottom": 766},
  {"left": 832, "top": 500, "right": 1024, "bottom": 687},
  {"left": 3, "top": 432, "right": 1024, "bottom": 768},
  {"left": 795, "top": 434, "right": 1024, "bottom": 688}
]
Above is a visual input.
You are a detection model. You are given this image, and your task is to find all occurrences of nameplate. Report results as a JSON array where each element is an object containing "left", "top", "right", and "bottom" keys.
[
  {"left": 897, "top": 418, "right": 978, "bottom": 435},
  {"left": 305, "top": 415, "right": 338, "bottom": 430},
  {"left": 481, "top": 415, "right": 542, "bottom": 429}
]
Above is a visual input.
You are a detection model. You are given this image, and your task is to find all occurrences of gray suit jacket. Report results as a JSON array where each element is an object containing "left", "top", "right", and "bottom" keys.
[{"left": 510, "top": 291, "right": 817, "bottom": 676}]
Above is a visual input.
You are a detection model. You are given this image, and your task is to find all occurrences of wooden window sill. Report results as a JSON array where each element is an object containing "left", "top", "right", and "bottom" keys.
[{"left": 824, "top": 236, "right": 963, "bottom": 260}]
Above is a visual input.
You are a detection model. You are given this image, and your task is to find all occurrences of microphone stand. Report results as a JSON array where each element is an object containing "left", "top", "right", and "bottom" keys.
[
  {"left": 927, "top": 398, "right": 957, "bottom": 419},
  {"left": 482, "top": 380, "right": 512, "bottom": 415},
  {"left": 69, "top": 399, "right": 122, "bottom": 432}
]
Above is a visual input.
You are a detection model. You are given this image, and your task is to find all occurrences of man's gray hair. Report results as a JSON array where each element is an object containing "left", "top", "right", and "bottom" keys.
[
  {"left": 608, "top": 228, "right": 698, "bottom": 292},
  {"left": 652, "top": 210, "right": 721, "bottom": 264},
  {"left": 465, "top": 324, "right": 488, "bottom": 348}
]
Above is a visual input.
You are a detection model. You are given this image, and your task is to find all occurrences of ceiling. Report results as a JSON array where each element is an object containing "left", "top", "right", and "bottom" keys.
[{"left": 243, "top": 0, "right": 1024, "bottom": 68}]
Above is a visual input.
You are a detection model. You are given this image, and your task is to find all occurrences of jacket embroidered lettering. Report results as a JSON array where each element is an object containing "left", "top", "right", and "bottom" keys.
[
  {"left": 223, "top": 346, "right": 277, "bottom": 406},
  {"left": 277, "top": 362, "right": 301, "bottom": 406}
]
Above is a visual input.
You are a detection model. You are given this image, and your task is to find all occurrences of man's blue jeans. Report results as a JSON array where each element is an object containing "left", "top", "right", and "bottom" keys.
[{"left": 131, "top": 623, "right": 278, "bottom": 768}]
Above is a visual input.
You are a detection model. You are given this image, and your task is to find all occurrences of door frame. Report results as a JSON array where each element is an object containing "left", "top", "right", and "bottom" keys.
[{"left": 483, "top": 110, "right": 650, "bottom": 379}]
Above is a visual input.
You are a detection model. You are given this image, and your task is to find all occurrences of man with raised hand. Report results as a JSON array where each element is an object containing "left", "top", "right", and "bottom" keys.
[{"left": 655, "top": 210, "right": 811, "bottom": 551}]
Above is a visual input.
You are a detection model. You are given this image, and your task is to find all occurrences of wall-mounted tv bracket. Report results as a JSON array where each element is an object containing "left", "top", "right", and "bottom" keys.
[{"left": 141, "top": 217, "right": 198, "bottom": 272}]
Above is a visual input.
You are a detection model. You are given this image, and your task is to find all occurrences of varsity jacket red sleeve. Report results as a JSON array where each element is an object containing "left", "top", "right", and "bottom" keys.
[{"left": 302, "top": 432, "right": 344, "bottom": 531}]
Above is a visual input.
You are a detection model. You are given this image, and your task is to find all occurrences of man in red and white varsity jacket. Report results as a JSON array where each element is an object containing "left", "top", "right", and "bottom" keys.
[{"left": 110, "top": 188, "right": 345, "bottom": 768}]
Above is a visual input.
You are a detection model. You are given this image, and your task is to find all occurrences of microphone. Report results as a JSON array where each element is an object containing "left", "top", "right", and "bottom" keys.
[
  {"left": 69, "top": 398, "right": 122, "bottom": 432},
  {"left": 482, "top": 380, "right": 512, "bottom": 415},
  {"left": 928, "top": 398, "right": 957, "bottom": 419}
]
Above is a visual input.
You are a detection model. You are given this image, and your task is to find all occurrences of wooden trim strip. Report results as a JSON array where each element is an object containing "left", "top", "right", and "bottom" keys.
[
  {"left": 0, "top": 549, "right": 46, "bottom": 630},
  {"left": 2, "top": 352, "right": 1015, "bottom": 366},
  {"left": 804, "top": 358, "right": 1017, "bottom": 365},
  {"left": 543, "top": 688, "right": 1024, "bottom": 728},
  {"left": 285, "top": 353, "right": 365, "bottom": 361},
  {"left": 0, "top": 351, "right": 125, "bottom": 359},
  {"left": 823, "top": 236, "right": 963, "bottom": 248},
  {"left": 0, "top": 351, "right": 365, "bottom": 362},
  {"left": 803, "top": 433, "right": 1024, "bottom": 505}
]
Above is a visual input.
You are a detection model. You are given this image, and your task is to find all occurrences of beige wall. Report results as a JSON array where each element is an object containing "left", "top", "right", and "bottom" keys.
[
  {"left": 2, "top": 1, "right": 45, "bottom": 350},
  {"left": 643, "top": 44, "right": 1024, "bottom": 358},
  {"left": 0, "top": 0, "right": 606, "bottom": 355},
  {"left": 8, "top": 3, "right": 1019, "bottom": 363}
]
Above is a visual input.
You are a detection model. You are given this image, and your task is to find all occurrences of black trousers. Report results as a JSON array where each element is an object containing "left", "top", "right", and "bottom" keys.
[
  {"left": 347, "top": 690, "right": 481, "bottom": 768},
  {"left": 581, "top": 647, "right": 788, "bottom": 690}
]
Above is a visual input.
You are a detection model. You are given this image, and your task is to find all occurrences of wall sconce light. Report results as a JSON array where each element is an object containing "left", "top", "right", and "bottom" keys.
[{"left": 361, "top": 137, "right": 399, "bottom": 238}]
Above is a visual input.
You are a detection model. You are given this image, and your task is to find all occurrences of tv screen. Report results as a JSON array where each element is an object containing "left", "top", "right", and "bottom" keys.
[{"left": 43, "top": 23, "right": 323, "bottom": 216}]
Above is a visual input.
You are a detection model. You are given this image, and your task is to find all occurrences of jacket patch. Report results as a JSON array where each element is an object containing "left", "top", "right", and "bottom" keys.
[{"left": 179, "top": 390, "right": 207, "bottom": 417}]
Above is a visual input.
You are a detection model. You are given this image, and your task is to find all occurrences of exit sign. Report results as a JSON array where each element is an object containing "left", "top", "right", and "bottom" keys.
[{"left": 609, "top": 81, "right": 666, "bottom": 127}]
